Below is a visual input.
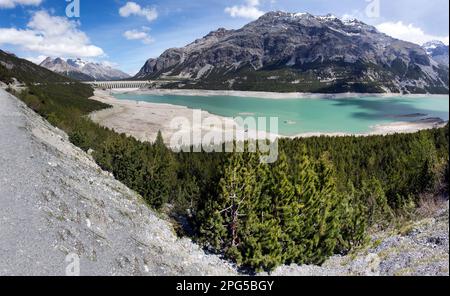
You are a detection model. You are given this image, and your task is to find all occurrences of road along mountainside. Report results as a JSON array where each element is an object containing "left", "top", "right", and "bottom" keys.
[{"left": 0, "top": 89, "right": 236, "bottom": 276}]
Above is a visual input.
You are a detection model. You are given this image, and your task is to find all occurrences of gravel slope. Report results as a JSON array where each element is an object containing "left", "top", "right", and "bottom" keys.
[{"left": 0, "top": 89, "right": 236, "bottom": 276}]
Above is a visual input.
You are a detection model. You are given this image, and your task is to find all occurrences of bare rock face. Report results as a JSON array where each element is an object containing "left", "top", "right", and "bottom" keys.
[{"left": 136, "top": 11, "right": 449, "bottom": 94}]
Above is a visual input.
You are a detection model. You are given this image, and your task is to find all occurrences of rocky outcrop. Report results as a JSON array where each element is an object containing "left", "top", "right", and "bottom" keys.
[{"left": 136, "top": 12, "right": 449, "bottom": 94}]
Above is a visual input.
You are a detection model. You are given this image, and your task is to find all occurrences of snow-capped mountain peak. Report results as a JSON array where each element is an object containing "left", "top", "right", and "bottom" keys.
[
  {"left": 67, "top": 58, "right": 89, "bottom": 69},
  {"left": 423, "top": 40, "right": 446, "bottom": 54},
  {"left": 422, "top": 40, "right": 449, "bottom": 66},
  {"left": 40, "top": 57, "right": 130, "bottom": 81}
]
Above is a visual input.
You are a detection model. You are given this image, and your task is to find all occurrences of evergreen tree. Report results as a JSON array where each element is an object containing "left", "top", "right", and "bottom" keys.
[
  {"left": 199, "top": 153, "right": 256, "bottom": 256},
  {"left": 239, "top": 212, "right": 284, "bottom": 271},
  {"left": 239, "top": 154, "right": 285, "bottom": 271},
  {"left": 360, "top": 178, "right": 394, "bottom": 226},
  {"left": 267, "top": 151, "right": 302, "bottom": 263},
  {"left": 297, "top": 153, "right": 341, "bottom": 264},
  {"left": 336, "top": 182, "right": 368, "bottom": 253},
  {"left": 291, "top": 150, "right": 319, "bottom": 264}
]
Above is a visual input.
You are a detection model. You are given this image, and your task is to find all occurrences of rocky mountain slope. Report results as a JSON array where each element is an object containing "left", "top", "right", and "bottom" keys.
[
  {"left": 136, "top": 11, "right": 449, "bottom": 94},
  {"left": 423, "top": 40, "right": 449, "bottom": 66},
  {"left": 0, "top": 88, "right": 236, "bottom": 276},
  {"left": 40, "top": 57, "right": 130, "bottom": 81}
]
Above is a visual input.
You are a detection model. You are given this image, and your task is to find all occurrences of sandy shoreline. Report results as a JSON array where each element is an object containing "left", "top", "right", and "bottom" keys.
[
  {"left": 293, "top": 120, "right": 447, "bottom": 138},
  {"left": 89, "top": 90, "right": 278, "bottom": 147},
  {"left": 89, "top": 89, "right": 447, "bottom": 146}
]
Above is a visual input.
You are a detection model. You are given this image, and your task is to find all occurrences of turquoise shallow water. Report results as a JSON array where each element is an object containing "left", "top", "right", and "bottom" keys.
[{"left": 113, "top": 93, "right": 449, "bottom": 136}]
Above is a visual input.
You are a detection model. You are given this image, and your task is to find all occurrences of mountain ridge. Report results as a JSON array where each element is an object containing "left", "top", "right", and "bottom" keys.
[
  {"left": 135, "top": 11, "right": 449, "bottom": 94},
  {"left": 423, "top": 40, "right": 449, "bottom": 66},
  {"left": 40, "top": 57, "right": 130, "bottom": 81}
]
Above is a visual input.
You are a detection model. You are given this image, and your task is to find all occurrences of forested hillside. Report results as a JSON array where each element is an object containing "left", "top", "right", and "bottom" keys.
[
  {"left": 1, "top": 50, "right": 73, "bottom": 84},
  {"left": 2, "top": 53, "right": 448, "bottom": 272}
]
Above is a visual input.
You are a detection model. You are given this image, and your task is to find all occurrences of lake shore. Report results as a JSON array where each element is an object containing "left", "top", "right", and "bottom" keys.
[
  {"left": 292, "top": 120, "right": 447, "bottom": 138},
  {"left": 89, "top": 90, "right": 279, "bottom": 146},
  {"left": 129, "top": 88, "right": 450, "bottom": 100},
  {"left": 89, "top": 90, "right": 447, "bottom": 145}
]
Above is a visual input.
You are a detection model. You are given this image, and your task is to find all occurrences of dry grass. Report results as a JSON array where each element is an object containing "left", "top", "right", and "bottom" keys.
[{"left": 416, "top": 194, "right": 449, "bottom": 219}]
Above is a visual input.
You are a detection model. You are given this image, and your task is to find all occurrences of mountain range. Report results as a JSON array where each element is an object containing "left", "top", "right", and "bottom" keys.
[
  {"left": 423, "top": 40, "right": 449, "bottom": 66},
  {"left": 135, "top": 11, "right": 449, "bottom": 94},
  {"left": 40, "top": 57, "right": 130, "bottom": 81}
]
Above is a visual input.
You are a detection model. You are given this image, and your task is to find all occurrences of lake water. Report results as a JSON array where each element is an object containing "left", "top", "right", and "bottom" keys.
[{"left": 113, "top": 93, "right": 449, "bottom": 136}]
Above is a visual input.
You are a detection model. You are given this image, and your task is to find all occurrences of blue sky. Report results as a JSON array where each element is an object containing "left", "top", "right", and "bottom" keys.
[{"left": 0, "top": 0, "right": 449, "bottom": 75}]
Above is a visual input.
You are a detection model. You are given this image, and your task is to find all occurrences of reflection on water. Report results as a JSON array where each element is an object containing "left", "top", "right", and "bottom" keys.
[
  {"left": 330, "top": 98, "right": 450, "bottom": 121},
  {"left": 114, "top": 93, "right": 449, "bottom": 136}
]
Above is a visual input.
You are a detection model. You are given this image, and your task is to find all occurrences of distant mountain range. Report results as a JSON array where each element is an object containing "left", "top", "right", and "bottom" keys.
[
  {"left": 40, "top": 57, "right": 130, "bottom": 81},
  {"left": 423, "top": 40, "right": 449, "bottom": 66},
  {"left": 135, "top": 11, "right": 449, "bottom": 94}
]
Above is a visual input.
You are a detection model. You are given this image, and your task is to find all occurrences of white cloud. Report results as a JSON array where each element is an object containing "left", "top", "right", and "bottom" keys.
[
  {"left": 0, "top": 0, "right": 42, "bottom": 8},
  {"left": 376, "top": 21, "right": 449, "bottom": 46},
  {"left": 246, "top": 0, "right": 260, "bottom": 6},
  {"left": 225, "top": 0, "right": 264, "bottom": 20},
  {"left": 98, "top": 60, "right": 119, "bottom": 68},
  {"left": 0, "top": 10, "right": 104, "bottom": 58},
  {"left": 341, "top": 11, "right": 362, "bottom": 21},
  {"left": 123, "top": 28, "right": 154, "bottom": 45},
  {"left": 119, "top": 2, "right": 158, "bottom": 22}
]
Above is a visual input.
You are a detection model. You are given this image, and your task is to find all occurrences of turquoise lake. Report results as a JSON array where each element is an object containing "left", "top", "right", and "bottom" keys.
[{"left": 113, "top": 93, "right": 449, "bottom": 136}]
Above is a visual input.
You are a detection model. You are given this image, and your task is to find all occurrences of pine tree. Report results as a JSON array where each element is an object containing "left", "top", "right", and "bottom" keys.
[
  {"left": 266, "top": 151, "right": 302, "bottom": 263},
  {"left": 143, "top": 130, "right": 178, "bottom": 208},
  {"left": 199, "top": 153, "right": 256, "bottom": 259},
  {"left": 336, "top": 182, "right": 368, "bottom": 253},
  {"left": 239, "top": 154, "right": 285, "bottom": 271},
  {"left": 408, "top": 133, "right": 439, "bottom": 194},
  {"left": 291, "top": 150, "right": 319, "bottom": 264},
  {"left": 360, "top": 177, "right": 394, "bottom": 227},
  {"left": 295, "top": 153, "right": 341, "bottom": 264},
  {"left": 239, "top": 212, "right": 284, "bottom": 271}
]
